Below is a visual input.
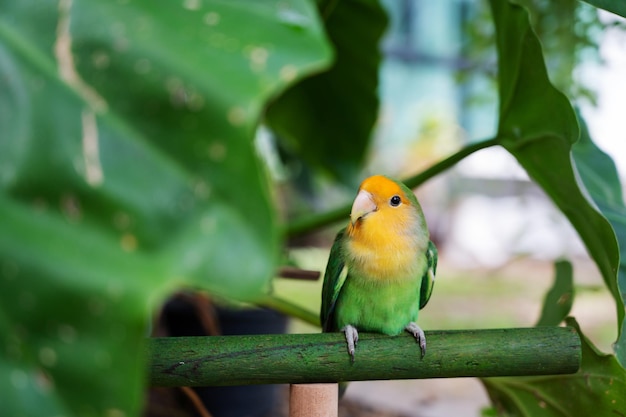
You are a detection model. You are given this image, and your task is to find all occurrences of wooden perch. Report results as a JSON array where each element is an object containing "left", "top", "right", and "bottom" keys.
[{"left": 148, "top": 326, "right": 580, "bottom": 387}]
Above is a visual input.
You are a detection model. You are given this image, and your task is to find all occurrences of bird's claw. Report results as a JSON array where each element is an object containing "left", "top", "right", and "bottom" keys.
[
  {"left": 343, "top": 325, "right": 359, "bottom": 363},
  {"left": 405, "top": 322, "right": 426, "bottom": 358}
]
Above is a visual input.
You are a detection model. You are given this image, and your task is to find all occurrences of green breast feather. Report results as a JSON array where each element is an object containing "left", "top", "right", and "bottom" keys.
[{"left": 320, "top": 230, "right": 438, "bottom": 334}]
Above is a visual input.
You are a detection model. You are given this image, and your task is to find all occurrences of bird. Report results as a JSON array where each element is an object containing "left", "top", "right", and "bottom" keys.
[{"left": 320, "top": 174, "right": 437, "bottom": 362}]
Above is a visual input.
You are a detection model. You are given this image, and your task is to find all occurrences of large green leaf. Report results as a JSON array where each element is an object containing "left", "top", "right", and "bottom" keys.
[
  {"left": 0, "top": 196, "right": 158, "bottom": 416},
  {"left": 0, "top": 0, "right": 331, "bottom": 415},
  {"left": 572, "top": 113, "right": 626, "bottom": 366},
  {"left": 265, "top": 0, "right": 388, "bottom": 183},
  {"left": 489, "top": 0, "right": 622, "bottom": 329},
  {"left": 482, "top": 318, "right": 626, "bottom": 417}
]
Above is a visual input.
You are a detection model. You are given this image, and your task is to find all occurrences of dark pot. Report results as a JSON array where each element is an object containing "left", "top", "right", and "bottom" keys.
[{"left": 160, "top": 297, "right": 288, "bottom": 417}]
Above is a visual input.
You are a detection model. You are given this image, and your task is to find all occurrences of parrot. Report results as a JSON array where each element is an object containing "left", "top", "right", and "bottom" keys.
[{"left": 320, "top": 174, "right": 437, "bottom": 362}]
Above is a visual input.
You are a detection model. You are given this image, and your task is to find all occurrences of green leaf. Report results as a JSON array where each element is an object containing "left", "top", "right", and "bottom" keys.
[
  {"left": 489, "top": 0, "right": 622, "bottom": 330},
  {"left": 0, "top": 197, "right": 156, "bottom": 416},
  {"left": 491, "top": 0, "right": 579, "bottom": 146},
  {"left": 536, "top": 261, "right": 574, "bottom": 327},
  {"left": 482, "top": 318, "right": 626, "bottom": 417},
  {"left": 266, "top": 0, "right": 388, "bottom": 183},
  {"left": 580, "top": 0, "right": 626, "bottom": 18},
  {"left": 572, "top": 113, "right": 626, "bottom": 367},
  {"left": 0, "top": 0, "right": 331, "bottom": 415}
]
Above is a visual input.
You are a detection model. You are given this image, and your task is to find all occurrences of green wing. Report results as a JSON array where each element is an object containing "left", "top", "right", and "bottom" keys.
[
  {"left": 419, "top": 240, "right": 438, "bottom": 310},
  {"left": 320, "top": 228, "right": 349, "bottom": 332}
]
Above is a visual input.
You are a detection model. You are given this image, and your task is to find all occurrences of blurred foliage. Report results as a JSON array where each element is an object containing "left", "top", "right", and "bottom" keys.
[
  {"left": 267, "top": 0, "right": 388, "bottom": 185},
  {"left": 483, "top": 318, "right": 626, "bottom": 417},
  {"left": 572, "top": 111, "right": 626, "bottom": 365},
  {"left": 489, "top": 0, "right": 623, "bottom": 335},
  {"left": 0, "top": 0, "right": 333, "bottom": 415},
  {"left": 471, "top": 1, "right": 626, "bottom": 414},
  {"left": 461, "top": 0, "right": 626, "bottom": 104},
  {"left": 1, "top": 0, "right": 626, "bottom": 416},
  {"left": 484, "top": 263, "right": 626, "bottom": 415}
]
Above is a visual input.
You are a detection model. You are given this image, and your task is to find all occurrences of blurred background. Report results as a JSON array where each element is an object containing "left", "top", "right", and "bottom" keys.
[
  {"left": 3, "top": 0, "right": 624, "bottom": 416},
  {"left": 270, "top": 1, "right": 626, "bottom": 415}
]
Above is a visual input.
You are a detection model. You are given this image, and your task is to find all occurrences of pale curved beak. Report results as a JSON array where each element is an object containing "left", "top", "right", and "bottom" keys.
[{"left": 350, "top": 190, "right": 377, "bottom": 224}]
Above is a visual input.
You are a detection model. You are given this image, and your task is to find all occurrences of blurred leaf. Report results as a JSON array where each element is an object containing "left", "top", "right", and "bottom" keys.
[
  {"left": 580, "top": 0, "right": 626, "bottom": 18},
  {"left": 462, "top": 0, "right": 607, "bottom": 105},
  {"left": 266, "top": 0, "right": 388, "bottom": 184},
  {"left": 572, "top": 113, "right": 626, "bottom": 367},
  {"left": 491, "top": 0, "right": 578, "bottom": 144},
  {"left": 536, "top": 261, "right": 573, "bottom": 327},
  {"left": 0, "top": 197, "right": 156, "bottom": 416},
  {"left": 489, "top": 0, "right": 622, "bottom": 330},
  {"left": 67, "top": 0, "right": 332, "bottom": 296},
  {"left": 482, "top": 318, "right": 626, "bottom": 417},
  {"left": 0, "top": 0, "right": 331, "bottom": 415}
]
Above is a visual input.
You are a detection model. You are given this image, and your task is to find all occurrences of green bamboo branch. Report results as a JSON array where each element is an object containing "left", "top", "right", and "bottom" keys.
[
  {"left": 148, "top": 326, "right": 580, "bottom": 387},
  {"left": 285, "top": 137, "right": 500, "bottom": 237}
]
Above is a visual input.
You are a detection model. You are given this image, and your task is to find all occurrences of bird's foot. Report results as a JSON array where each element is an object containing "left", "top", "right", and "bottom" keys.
[
  {"left": 405, "top": 322, "right": 426, "bottom": 358},
  {"left": 342, "top": 324, "right": 359, "bottom": 363}
]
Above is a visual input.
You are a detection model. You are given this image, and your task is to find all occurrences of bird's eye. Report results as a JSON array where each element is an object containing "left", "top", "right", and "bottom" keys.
[{"left": 390, "top": 195, "right": 402, "bottom": 207}]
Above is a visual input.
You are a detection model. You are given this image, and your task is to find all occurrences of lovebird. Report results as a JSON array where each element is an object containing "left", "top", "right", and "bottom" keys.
[{"left": 320, "top": 175, "right": 437, "bottom": 361}]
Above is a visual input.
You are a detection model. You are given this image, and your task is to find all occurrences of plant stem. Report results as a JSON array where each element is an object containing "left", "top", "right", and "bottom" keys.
[
  {"left": 258, "top": 294, "right": 320, "bottom": 326},
  {"left": 402, "top": 137, "right": 500, "bottom": 189},
  {"left": 148, "top": 326, "right": 580, "bottom": 387},
  {"left": 285, "top": 137, "right": 499, "bottom": 237}
]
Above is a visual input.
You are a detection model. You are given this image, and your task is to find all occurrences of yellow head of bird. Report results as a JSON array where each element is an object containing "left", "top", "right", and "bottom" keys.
[{"left": 350, "top": 175, "right": 413, "bottom": 226}]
